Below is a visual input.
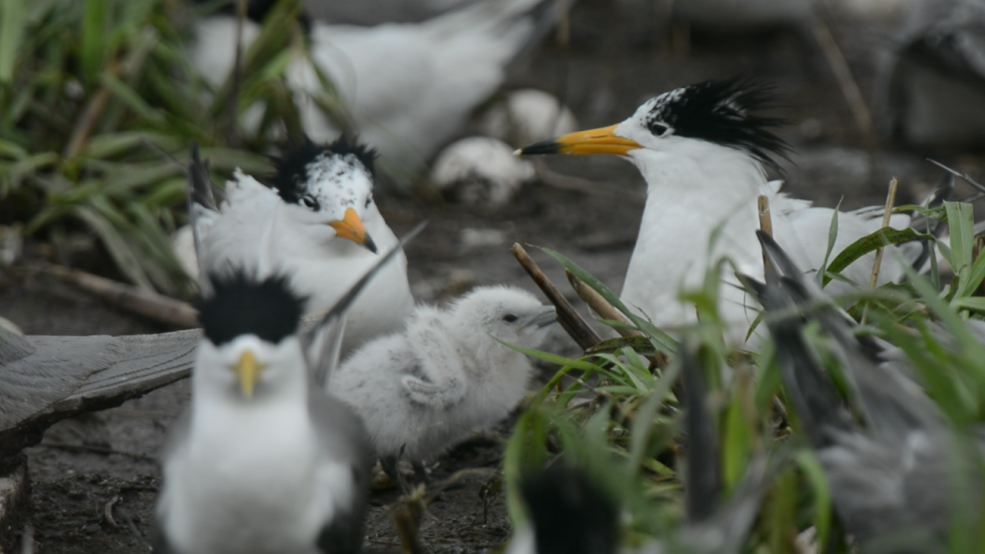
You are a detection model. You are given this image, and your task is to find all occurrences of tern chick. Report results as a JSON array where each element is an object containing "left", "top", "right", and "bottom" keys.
[
  {"left": 187, "top": 139, "right": 414, "bottom": 356},
  {"left": 329, "top": 286, "right": 556, "bottom": 488}
]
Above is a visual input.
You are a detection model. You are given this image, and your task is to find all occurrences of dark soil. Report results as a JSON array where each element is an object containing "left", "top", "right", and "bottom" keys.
[{"left": 2, "top": 1, "right": 983, "bottom": 552}]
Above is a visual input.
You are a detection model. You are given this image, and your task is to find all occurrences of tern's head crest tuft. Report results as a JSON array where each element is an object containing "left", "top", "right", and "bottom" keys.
[
  {"left": 520, "top": 464, "right": 619, "bottom": 554},
  {"left": 641, "top": 78, "right": 790, "bottom": 172},
  {"left": 197, "top": 271, "right": 306, "bottom": 346},
  {"left": 270, "top": 136, "right": 378, "bottom": 206}
]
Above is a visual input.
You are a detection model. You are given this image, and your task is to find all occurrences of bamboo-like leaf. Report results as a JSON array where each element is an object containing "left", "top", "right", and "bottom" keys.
[
  {"left": 81, "top": 0, "right": 109, "bottom": 83},
  {"left": 823, "top": 227, "right": 929, "bottom": 285},
  {"left": 72, "top": 204, "right": 154, "bottom": 290},
  {"left": 795, "top": 450, "right": 832, "bottom": 552},
  {"left": 0, "top": 0, "right": 27, "bottom": 83}
]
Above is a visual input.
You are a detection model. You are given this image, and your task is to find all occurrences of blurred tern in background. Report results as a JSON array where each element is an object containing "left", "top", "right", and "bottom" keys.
[
  {"left": 518, "top": 78, "right": 943, "bottom": 344},
  {"left": 191, "top": 0, "right": 569, "bottom": 184},
  {"left": 876, "top": 0, "right": 985, "bottom": 148},
  {"left": 186, "top": 138, "right": 413, "bottom": 357},
  {"left": 744, "top": 231, "right": 982, "bottom": 553}
]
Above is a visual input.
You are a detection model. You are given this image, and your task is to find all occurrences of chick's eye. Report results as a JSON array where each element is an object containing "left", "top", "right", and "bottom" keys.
[
  {"left": 650, "top": 123, "right": 669, "bottom": 136},
  {"left": 301, "top": 195, "right": 319, "bottom": 210},
  {"left": 502, "top": 314, "right": 518, "bottom": 323},
  {"left": 365, "top": 196, "right": 372, "bottom": 208}
]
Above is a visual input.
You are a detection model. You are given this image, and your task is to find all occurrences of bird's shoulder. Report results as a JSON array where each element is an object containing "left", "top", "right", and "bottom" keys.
[{"left": 308, "top": 391, "right": 374, "bottom": 470}]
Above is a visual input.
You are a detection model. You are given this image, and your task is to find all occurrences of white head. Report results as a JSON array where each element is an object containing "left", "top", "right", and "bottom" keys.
[
  {"left": 271, "top": 136, "right": 381, "bottom": 253},
  {"left": 447, "top": 286, "right": 556, "bottom": 352},
  {"left": 517, "top": 78, "right": 789, "bottom": 179},
  {"left": 195, "top": 272, "right": 309, "bottom": 404}
]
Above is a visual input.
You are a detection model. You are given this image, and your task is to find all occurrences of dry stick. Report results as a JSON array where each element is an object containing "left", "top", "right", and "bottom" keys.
[
  {"left": 566, "top": 269, "right": 636, "bottom": 338},
  {"left": 63, "top": 60, "right": 122, "bottom": 159},
  {"left": 567, "top": 270, "right": 670, "bottom": 367},
  {"left": 861, "top": 178, "right": 899, "bottom": 324},
  {"left": 811, "top": 17, "right": 875, "bottom": 150},
  {"left": 758, "top": 195, "right": 773, "bottom": 271},
  {"left": 38, "top": 263, "right": 199, "bottom": 329},
  {"left": 511, "top": 243, "right": 601, "bottom": 350}
]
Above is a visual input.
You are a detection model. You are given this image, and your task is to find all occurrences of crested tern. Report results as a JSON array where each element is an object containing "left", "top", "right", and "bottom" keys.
[
  {"left": 518, "top": 78, "right": 935, "bottom": 343},
  {"left": 187, "top": 138, "right": 413, "bottom": 356},
  {"left": 153, "top": 223, "right": 423, "bottom": 554},
  {"left": 191, "top": 0, "right": 566, "bottom": 181}
]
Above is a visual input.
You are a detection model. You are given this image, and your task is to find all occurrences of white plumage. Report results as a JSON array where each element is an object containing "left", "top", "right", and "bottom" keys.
[
  {"left": 519, "top": 79, "right": 929, "bottom": 344},
  {"left": 155, "top": 272, "right": 373, "bottom": 554},
  {"left": 431, "top": 137, "right": 535, "bottom": 206},
  {"left": 186, "top": 140, "right": 413, "bottom": 357},
  {"left": 329, "top": 286, "right": 555, "bottom": 483},
  {"left": 191, "top": 0, "right": 561, "bottom": 180},
  {"left": 478, "top": 89, "right": 579, "bottom": 147}
]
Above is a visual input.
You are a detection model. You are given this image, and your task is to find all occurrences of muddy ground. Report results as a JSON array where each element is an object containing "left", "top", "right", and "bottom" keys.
[{"left": 2, "top": 1, "right": 983, "bottom": 552}]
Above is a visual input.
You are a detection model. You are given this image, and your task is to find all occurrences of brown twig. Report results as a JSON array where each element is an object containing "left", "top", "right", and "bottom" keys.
[
  {"left": 37, "top": 263, "right": 198, "bottom": 329},
  {"left": 391, "top": 489, "right": 428, "bottom": 554},
  {"left": 63, "top": 60, "right": 123, "bottom": 159},
  {"left": 868, "top": 178, "right": 899, "bottom": 289},
  {"left": 758, "top": 195, "right": 773, "bottom": 272},
  {"left": 565, "top": 269, "right": 635, "bottom": 337},
  {"left": 861, "top": 178, "right": 899, "bottom": 324},
  {"left": 811, "top": 16, "right": 875, "bottom": 150},
  {"left": 567, "top": 269, "right": 670, "bottom": 367},
  {"left": 511, "top": 243, "right": 601, "bottom": 350}
]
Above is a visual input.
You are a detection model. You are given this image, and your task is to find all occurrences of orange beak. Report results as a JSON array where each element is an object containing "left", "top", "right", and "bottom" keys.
[
  {"left": 515, "top": 124, "right": 643, "bottom": 157},
  {"left": 329, "top": 208, "right": 378, "bottom": 253}
]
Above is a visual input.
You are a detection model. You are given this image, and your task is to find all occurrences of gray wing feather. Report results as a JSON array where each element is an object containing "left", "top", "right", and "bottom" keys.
[{"left": 309, "top": 393, "right": 374, "bottom": 554}]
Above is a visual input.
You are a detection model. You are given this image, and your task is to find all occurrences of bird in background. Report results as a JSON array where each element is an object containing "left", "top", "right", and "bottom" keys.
[
  {"left": 744, "top": 230, "right": 983, "bottom": 553},
  {"left": 153, "top": 220, "right": 423, "bottom": 554},
  {"left": 190, "top": 0, "right": 567, "bottom": 184},
  {"left": 186, "top": 138, "right": 414, "bottom": 357},
  {"left": 518, "top": 78, "right": 939, "bottom": 344},
  {"left": 875, "top": 0, "right": 985, "bottom": 149},
  {"left": 507, "top": 341, "right": 776, "bottom": 554},
  {"left": 330, "top": 285, "right": 556, "bottom": 491}
]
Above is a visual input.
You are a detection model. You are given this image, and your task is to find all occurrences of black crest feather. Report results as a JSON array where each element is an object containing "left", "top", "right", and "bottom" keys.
[
  {"left": 197, "top": 271, "right": 306, "bottom": 346},
  {"left": 270, "top": 136, "right": 378, "bottom": 204},
  {"left": 646, "top": 78, "right": 791, "bottom": 173},
  {"left": 520, "top": 464, "right": 618, "bottom": 554}
]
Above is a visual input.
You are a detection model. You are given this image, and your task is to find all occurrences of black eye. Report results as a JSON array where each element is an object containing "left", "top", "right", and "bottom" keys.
[
  {"left": 650, "top": 123, "right": 669, "bottom": 136},
  {"left": 301, "top": 195, "right": 319, "bottom": 210},
  {"left": 502, "top": 314, "right": 518, "bottom": 323},
  {"left": 365, "top": 196, "right": 372, "bottom": 208}
]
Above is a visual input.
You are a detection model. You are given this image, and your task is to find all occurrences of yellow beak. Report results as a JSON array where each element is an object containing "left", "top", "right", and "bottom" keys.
[
  {"left": 329, "top": 207, "right": 378, "bottom": 253},
  {"left": 232, "top": 350, "right": 266, "bottom": 399},
  {"left": 515, "top": 124, "right": 643, "bottom": 157}
]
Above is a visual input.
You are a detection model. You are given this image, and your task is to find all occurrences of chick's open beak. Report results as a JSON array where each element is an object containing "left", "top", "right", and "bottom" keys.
[
  {"left": 515, "top": 124, "right": 643, "bottom": 157},
  {"left": 329, "top": 207, "right": 378, "bottom": 253},
  {"left": 232, "top": 350, "right": 266, "bottom": 399}
]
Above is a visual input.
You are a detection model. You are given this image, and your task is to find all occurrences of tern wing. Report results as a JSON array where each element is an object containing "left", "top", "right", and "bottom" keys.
[
  {"left": 310, "top": 392, "right": 375, "bottom": 554},
  {"left": 187, "top": 142, "right": 219, "bottom": 296},
  {"left": 0, "top": 325, "right": 199, "bottom": 459}
]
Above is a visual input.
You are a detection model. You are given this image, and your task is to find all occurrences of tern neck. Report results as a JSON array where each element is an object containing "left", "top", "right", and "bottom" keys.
[{"left": 619, "top": 145, "right": 767, "bottom": 327}]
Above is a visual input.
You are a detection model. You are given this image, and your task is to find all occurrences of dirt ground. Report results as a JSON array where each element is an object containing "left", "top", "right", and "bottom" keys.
[{"left": 2, "top": 1, "right": 983, "bottom": 552}]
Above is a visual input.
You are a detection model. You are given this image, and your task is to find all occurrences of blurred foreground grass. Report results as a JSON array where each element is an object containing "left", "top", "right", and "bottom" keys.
[
  {"left": 504, "top": 200, "right": 985, "bottom": 553},
  {"left": 0, "top": 0, "right": 340, "bottom": 295}
]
